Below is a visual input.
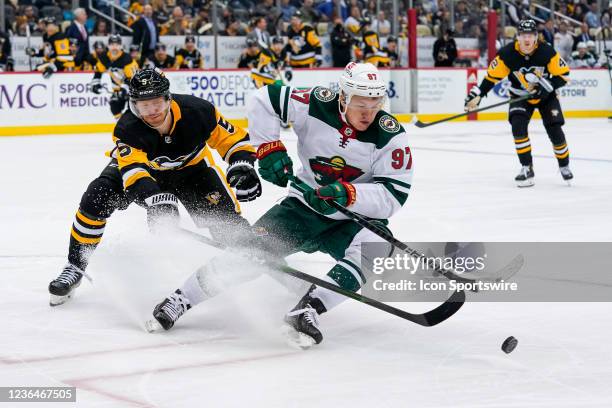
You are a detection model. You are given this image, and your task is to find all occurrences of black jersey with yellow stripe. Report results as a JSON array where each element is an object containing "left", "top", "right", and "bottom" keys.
[
  {"left": 40, "top": 32, "right": 74, "bottom": 69},
  {"left": 362, "top": 31, "right": 390, "bottom": 67},
  {"left": 286, "top": 23, "right": 321, "bottom": 67},
  {"left": 480, "top": 40, "right": 570, "bottom": 103},
  {"left": 94, "top": 51, "right": 139, "bottom": 88},
  {"left": 148, "top": 55, "right": 176, "bottom": 69},
  {"left": 112, "top": 94, "right": 255, "bottom": 204},
  {"left": 251, "top": 48, "right": 282, "bottom": 88},
  {"left": 174, "top": 48, "right": 204, "bottom": 69}
]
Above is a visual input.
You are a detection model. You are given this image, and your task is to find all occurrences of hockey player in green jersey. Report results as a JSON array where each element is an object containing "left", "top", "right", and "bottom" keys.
[{"left": 147, "top": 62, "right": 414, "bottom": 348}]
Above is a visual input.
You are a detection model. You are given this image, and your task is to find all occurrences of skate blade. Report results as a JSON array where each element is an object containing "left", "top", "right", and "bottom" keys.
[
  {"left": 563, "top": 179, "right": 572, "bottom": 187},
  {"left": 49, "top": 293, "right": 73, "bottom": 307},
  {"left": 281, "top": 324, "right": 316, "bottom": 350},
  {"left": 516, "top": 179, "right": 535, "bottom": 188},
  {"left": 144, "top": 318, "right": 164, "bottom": 333}
]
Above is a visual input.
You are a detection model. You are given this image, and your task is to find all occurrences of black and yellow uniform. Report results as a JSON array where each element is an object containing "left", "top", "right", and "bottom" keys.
[
  {"left": 147, "top": 54, "right": 176, "bottom": 69},
  {"left": 174, "top": 48, "right": 204, "bottom": 69},
  {"left": 66, "top": 94, "right": 255, "bottom": 272},
  {"left": 286, "top": 23, "right": 322, "bottom": 67},
  {"left": 36, "top": 31, "right": 75, "bottom": 71},
  {"left": 238, "top": 51, "right": 260, "bottom": 69},
  {"left": 251, "top": 47, "right": 283, "bottom": 88},
  {"left": 361, "top": 31, "right": 390, "bottom": 67},
  {"left": 92, "top": 51, "right": 139, "bottom": 118},
  {"left": 478, "top": 40, "right": 571, "bottom": 167},
  {"left": 383, "top": 46, "right": 399, "bottom": 67}
]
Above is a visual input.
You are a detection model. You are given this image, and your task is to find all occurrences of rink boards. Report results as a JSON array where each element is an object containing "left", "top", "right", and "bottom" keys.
[{"left": 0, "top": 68, "right": 610, "bottom": 136}]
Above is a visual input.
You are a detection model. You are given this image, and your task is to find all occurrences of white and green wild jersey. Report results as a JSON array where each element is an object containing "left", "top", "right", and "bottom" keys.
[{"left": 247, "top": 83, "right": 414, "bottom": 221}]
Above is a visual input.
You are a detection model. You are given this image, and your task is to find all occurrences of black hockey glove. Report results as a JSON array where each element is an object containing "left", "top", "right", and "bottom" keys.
[
  {"left": 144, "top": 193, "right": 180, "bottom": 232},
  {"left": 284, "top": 69, "right": 293, "bottom": 82},
  {"left": 42, "top": 63, "right": 57, "bottom": 79},
  {"left": 25, "top": 47, "right": 38, "bottom": 57},
  {"left": 528, "top": 83, "right": 551, "bottom": 101},
  {"left": 6, "top": 57, "right": 14, "bottom": 72},
  {"left": 90, "top": 79, "right": 102, "bottom": 94},
  {"left": 464, "top": 87, "right": 481, "bottom": 112},
  {"left": 226, "top": 158, "right": 262, "bottom": 202}
]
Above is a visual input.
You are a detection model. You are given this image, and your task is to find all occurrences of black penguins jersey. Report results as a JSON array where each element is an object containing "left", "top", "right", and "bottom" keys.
[
  {"left": 286, "top": 23, "right": 321, "bottom": 67},
  {"left": 148, "top": 55, "right": 176, "bottom": 69},
  {"left": 479, "top": 40, "right": 570, "bottom": 103},
  {"left": 174, "top": 48, "right": 204, "bottom": 69},
  {"left": 112, "top": 94, "right": 255, "bottom": 204},
  {"left": 94, "top": 51, "right": 139, "bottom": 89},
  {"left": 39, "top": 32, "right": 74, "bottom": 69},
  {"left": 238, "top": 52, "right": 260, "bottom": 68}
]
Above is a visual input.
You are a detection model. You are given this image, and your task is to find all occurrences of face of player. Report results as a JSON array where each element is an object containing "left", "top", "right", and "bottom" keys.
[
  {"left": 185, "top": 42, "right": 195, "bottom": 52},
  {"left": 518, "top": 32, "right": 537, "bottom": 53},
  {"left": 135, "top": 97, "right": 170, "bottom": 127},
  {"left": 387, "top": 42, "right": 396, "bottom": 51},
  {"left": 156, "top": 49, "right": 167, "bottom": 60},
  {"left": 271, "top": 43, "right": 283, "bottom": 54},
  {"left": 344, "top": 95, "right": 384, "bottom": 131},
  {"left": 108, "top": 43, "right": 122, "bottom": 54}
]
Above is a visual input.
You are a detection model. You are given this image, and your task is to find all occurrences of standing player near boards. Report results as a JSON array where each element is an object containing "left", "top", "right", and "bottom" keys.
[
  {"left": 147, "top": 63, "right": 413, "bottom": 349},
  {"left": 465, "top": 19, "right": 573, "bottom": 187},
  {"left": 48, "top": 69, "right": 262, "bottom": 306},
  {"left": 90, "top": 35, "right": 140, "bottom": 119}
]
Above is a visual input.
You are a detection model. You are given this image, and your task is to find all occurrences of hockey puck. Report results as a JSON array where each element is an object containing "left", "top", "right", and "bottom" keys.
[{"left": 501, "top": 336, "right": 518, "bottom": 354}]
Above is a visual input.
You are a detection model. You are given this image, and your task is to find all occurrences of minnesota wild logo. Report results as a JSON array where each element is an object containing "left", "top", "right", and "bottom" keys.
[
  {"left": 309, "top": 155, "right": 364, "bottom": 185},
  {"left": 313, "top": 87, "right": 336, "bottom": 103}
]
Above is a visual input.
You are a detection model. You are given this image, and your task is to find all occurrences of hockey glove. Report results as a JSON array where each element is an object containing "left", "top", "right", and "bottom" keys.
[
  {"left": 284, "top": 68, "right": 293, "bottom": 82},
  {"left": 90, "top": 79, "right": 102, "bottom": 94},
  {"left": 528, "top": 83, "right": 551, "bottom": 101},
  {"left": 226, "top": 159, "right": 262, "bottom": 202},
  {"left": 257, "top": 141, "right": 294, "bottom": 187},
  {"left": 144, "top": 192, "right": 180, "bottom": 233},
  {"left": 25, "top": 47, "right": 38, "bottom": 57},
  {"left": 464, "top": 87, "right": 482, "bottom": 112},
  {"left": 42, "top": 63, "right": 57, "bottom": 79},
  {"left": 303, "top": 180, "right": 356, "bottom": 216}
]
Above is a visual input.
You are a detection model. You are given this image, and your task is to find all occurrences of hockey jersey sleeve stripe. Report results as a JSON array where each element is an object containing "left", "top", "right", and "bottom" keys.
[
  {"left": 373, "top": 176, "right": 412, "bottom": 193},
  {"left": 224, "top": 140, "right": 253, "bottom": 161},
  {"left": 281, "top": 86, "right": 290, "bottom": 123},
  {"left": 338, "top": 258, "right": 366, "bottom": 284},
  {"left": 207, "top": 109, "right": 255, "bottom": 161},
  {"left": 375, "top": 181, "right": 409, "bottom": 205},
  {"left": 123, "top": 170, "right": 153, "bottom": 189},
  {"left": 267, "top": 84, "right": 283, "bottom": 118}
]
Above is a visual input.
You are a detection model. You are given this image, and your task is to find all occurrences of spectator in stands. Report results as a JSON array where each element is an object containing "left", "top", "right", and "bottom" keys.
[
  {"left": 317, "top": 0, "right": 348, "bottom": 22},
  {"left": 433, "top": 28, "right": 457, "bottom": 67},
  {"left": 454, "top": 19, "right": 466, "bottom": 37},
  {"left": 0, "top": 29, "right": 14, "bottom": 71},
  {"left": 165, "top": 6, "right": 189, "bottom": 35},
  {"left": 299, "top": 0, "right": 319, "bottom": 25},
  {"left": 281, "top": 0, "right": 297, "bottom": 23},
  {"left": 92, "top": 19, "right": 109, "bottom": 36},
  {"left": 254, "top": 0, "right": 280, "bottom": 35},
  {"left": 371, "top": 10, "right": 391, "bottom": 36},
  {"left": 454, "top": 0, "right": 471, "bottom": 25},
  {"left": 570, "top": 41, "right": 598, "bottom": 67},
  {"left": 181, "top": 0, "right": 196, "bottom": 20},
  {"left": 221, "top": 17, "right": 245, "bottom": 36},
  {"left": 128, "top": 0, "right": 144, "bottom": 27},
  {"left": 65, "top": 8, "right": 89, "bottom": 66},
  {"left": 18, "top": 5, "right": 39, "bottom": 35},
  {"left": 194, "top": 7, "right": 212, "bottom": 34},
  {"left": 330, "top": 16, "right": 352, "bottom": 67},
  {"left": 574, "top": 23, "right": 593, "bottom": 50},
  {"left": 345, "top": 6, "right": 361, "bottom": 36},
  {"left": 151, "top": 0, "right": 169, "bottom": 27},
  {"left": 540, "top": 19, "right": 555, "bottom": 45},
  {"left": 132, "top": 4, "right": 159, "bottom": 63},
  {"left": 384, "top": 35, "right": 399, "bottom": 67},
  {"left": 248, "top": 17, "right": 270, "bottom": 49},
  {"left": 554, "top": 20, "right": 574, "bottom": 61},
  {"left": 585, "top": 2, "right": 600, "bottom": 28},
  {"left": 146, "top": 43, "right": 175, "bottom": 68}
]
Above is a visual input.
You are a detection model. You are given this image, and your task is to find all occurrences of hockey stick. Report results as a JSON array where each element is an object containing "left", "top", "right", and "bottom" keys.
[
  {"left": 25, "top": 24, "right": 33, "bottom": 71},
  {"left": 177, "top": 227, "right": 465, "bottom": 327},
  {"left": 413, "top": 94, "right": 532, "bottom": 128},
  {"left": 288, "top": 175, "right": 523, "bottom": 285}
]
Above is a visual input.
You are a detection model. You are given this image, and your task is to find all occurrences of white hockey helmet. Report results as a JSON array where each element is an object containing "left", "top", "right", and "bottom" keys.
[
  {"left": 339, "top": 62, "right": 387, "bottom": 104},
  {"left": 338, "top": 62, "right": 387, "bottom": 122},
  {"left": 577, "top": 41, "right": 587, "bottom": 49},
  {"left": 586, "top": 40, "right": 595, "bottom": 49}
]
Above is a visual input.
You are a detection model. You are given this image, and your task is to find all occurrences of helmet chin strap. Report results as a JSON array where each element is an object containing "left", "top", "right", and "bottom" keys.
[{"left": 338, "top": 91, "right": 352, "bottom": 125}]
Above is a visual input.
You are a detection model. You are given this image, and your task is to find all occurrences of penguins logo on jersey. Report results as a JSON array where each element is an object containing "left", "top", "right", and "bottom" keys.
[
  {"left": 118, "top": 143, "right": 132, "bottom": 157},
  {"left": 379, "top": 115, "right": 400, "bottom": 133},
  {"left": 313, "top": 87, "right": 336, "bottom": 102},
  {"left": 514, "top": 66, "right": 546, "bottom": 90},
  {"left": 205, "top": 191, "right": 221, "bottom": 205},
  {"left": 309, "top": 155, "right": 364, "bottom": 185}
]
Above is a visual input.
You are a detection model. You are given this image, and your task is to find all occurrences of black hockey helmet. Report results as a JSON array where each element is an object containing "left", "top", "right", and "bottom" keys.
[
  {"left": 93, "top": 40, "right": 105, "bottom": 51},
  {"left": 360, "top": 17, "right": 371, "bottom": 27},
  {"left": 271, "top": 36, "right": 284, "bottom": 45},
  {"left": 245, "top": 37, "right": 258, "bottom": 48},
  {"left": 129, "top": 68, "right": 171, "bottom": 101},
  {"left": 155, "top": 43, "right": 167, "bottom": 51},
  {"left": 108, "top": 34, "right": 122, "bottom": 45},
  {"left": 185, "top": 35, "right": 196, "bottom": 44},
  {"left": 292, "top": 10, "right": 303, "bottom": 19},
  {"left": 517, "top": 19, "right": 537, "bottom": 34},
  {"left": 386, "top": 35, "right": 397, "bottom": 43},
  {"left": 129, "top": 44, "right": 140, "bottom": 52},
  {"left": 42, "top": 16, "right": 57, "bottom": 25}
]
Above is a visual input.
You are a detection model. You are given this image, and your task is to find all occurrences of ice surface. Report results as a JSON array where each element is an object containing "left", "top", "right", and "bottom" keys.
[{"left": 1, "top": 119, "right": 611, "bottom": 407}]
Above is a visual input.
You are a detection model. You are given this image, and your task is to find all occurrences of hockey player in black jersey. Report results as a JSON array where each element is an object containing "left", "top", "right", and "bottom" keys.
[
  {"left": 145, "top": 43, "right": 176, "bottom": 69},
  {"left": 25, "top": 17, "right": 74, "bottom": 78},
  {"left": 173, "top": 35, "right": 204, "bottom": 69},
  {"left": 465, "top": 19, "right": 573, "bottom": 187},
  {"left": 48, "top": 69, "right": 262, "bottom": 306},
  {"left": 90, "top": 35, "right": 140, "bottom": 119}
]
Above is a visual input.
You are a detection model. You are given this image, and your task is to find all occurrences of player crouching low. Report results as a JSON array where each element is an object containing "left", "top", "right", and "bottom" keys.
[
  {"left": 147, "top": 62, "right": 413, "bottom": 349},
  {"left": 465, "top": 19, "right": 573, "bottom": 187}
]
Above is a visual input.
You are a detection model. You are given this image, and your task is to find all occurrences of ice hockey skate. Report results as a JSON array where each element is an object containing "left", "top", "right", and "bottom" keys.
[
  {"left": 48, "top": 263, "right": 86, "bottom": 306},
  {"left": 515, "top": 165, "right": 535, "bottom": 187},
  {"left": 283, "top": 293, "right": 327, "bottom": 350},
  {"left": 560, "top": 166, "right": 573, "bottom": 185},
  {"left": 145, "top": 289, "right": 192, "bottom": 332}
]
